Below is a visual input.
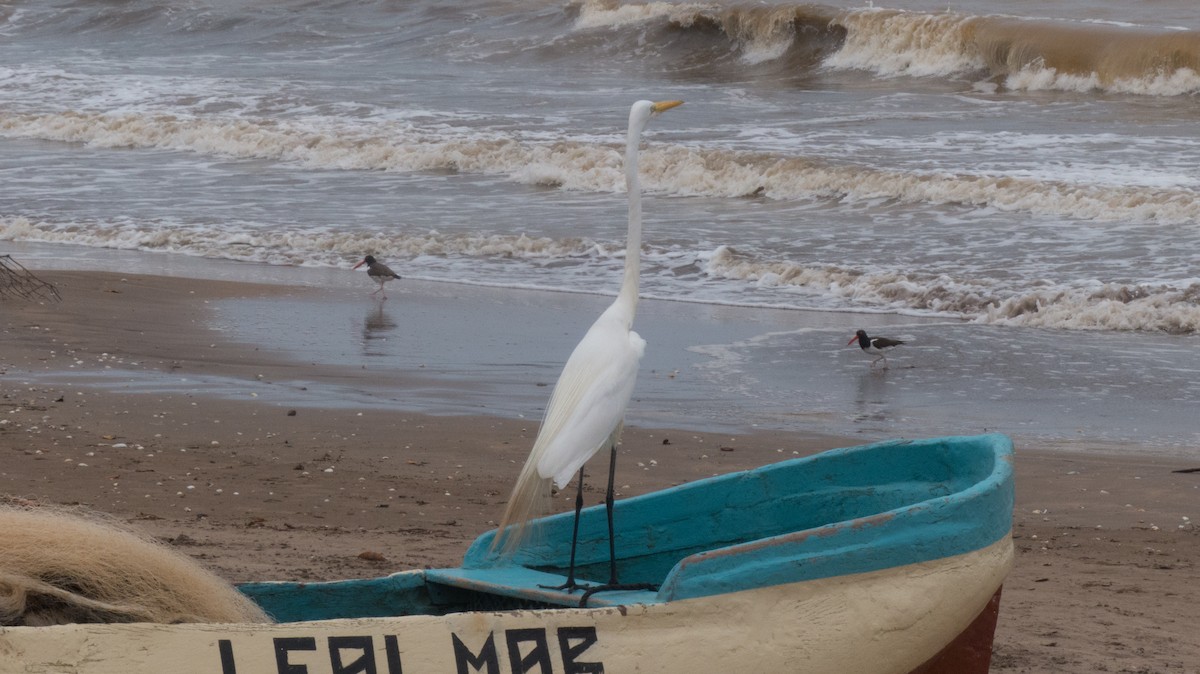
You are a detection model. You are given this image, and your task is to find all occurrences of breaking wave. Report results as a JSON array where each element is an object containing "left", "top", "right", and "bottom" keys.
[
  {"left": 3, "top": 110, "right": 1197, "bottom": 225},
  {"left": 574, "top": 0, "right": 1200, "bottom": 96},
  {"left": 8, "top": 213, "right": 1197, "bottom": 333},
  {"left": 704, "top": 245, "right": 1200, "bottom": 334},
  {"left": 0, "top": 215, "right": 600, "bottom": 268}
]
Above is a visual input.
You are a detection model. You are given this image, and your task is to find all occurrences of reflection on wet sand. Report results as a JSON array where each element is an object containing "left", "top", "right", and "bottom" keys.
[{"left": 362, "top": 303, "right": 399, "bottom": 356}]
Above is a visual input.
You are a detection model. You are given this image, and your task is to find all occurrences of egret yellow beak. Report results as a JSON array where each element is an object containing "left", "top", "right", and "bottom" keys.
[{"left": 651, "top": 100, "right": 684, "bottom": 113}]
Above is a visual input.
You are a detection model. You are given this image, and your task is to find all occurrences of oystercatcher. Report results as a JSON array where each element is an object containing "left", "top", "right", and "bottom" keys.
[
  {"left": 848, "top": 329, "right": 905, "bottom": 369},
  {"left": 352, "top": 255, "right": 402, "bottom": 298}
]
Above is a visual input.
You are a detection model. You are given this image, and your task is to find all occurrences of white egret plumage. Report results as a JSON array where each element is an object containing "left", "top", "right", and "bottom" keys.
[{"left": 491, "top": 100, "right": 683, "bottom": 600}]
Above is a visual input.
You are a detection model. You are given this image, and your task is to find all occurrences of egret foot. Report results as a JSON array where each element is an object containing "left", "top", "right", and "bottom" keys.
[
  {"left": 538, "top": 579, "right": 591, "bottom": 594},
  {"left": 578, "top": 582, "right": 658, "bottom": 607}
]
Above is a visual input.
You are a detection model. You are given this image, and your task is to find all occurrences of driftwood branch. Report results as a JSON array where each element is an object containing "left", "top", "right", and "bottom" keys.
[{"left": 0, "top": 255, "right": 61, "bottom": 303}]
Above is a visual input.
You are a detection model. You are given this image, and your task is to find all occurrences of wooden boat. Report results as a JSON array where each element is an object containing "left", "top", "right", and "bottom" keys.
[{"left": 1, "top": 433, "right": 1014, "bottom": 674}]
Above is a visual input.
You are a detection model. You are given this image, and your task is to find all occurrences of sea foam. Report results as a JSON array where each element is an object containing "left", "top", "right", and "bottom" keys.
[{"left": 3, "top": 109, "right": 1199, "bottom": 228}]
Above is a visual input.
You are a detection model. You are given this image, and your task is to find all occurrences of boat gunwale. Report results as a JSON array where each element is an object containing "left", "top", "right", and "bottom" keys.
[
  {"left": 242, "top": 434, "right": 1015, "bottom": 612},
  {"left": 240, "top": 434, "right": 1014, "bottom": 614}
]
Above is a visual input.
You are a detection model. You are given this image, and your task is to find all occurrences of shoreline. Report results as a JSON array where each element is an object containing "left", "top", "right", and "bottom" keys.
[
  {"left": 2, "top": 270, "right": 1199, "bottom": 673},
  {"left": 9, "top": 267, "right": 1200, "bottom": 456}
]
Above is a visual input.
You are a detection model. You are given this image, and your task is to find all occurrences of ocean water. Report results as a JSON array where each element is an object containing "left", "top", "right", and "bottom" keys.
[{"left": 2, "top": 0, "right": 1199, "bottom": 454}]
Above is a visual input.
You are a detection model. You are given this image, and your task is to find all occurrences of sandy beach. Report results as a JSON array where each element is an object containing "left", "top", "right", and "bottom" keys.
[{"left": 1, "top": 271, "right": 1198, "bottom": 673}]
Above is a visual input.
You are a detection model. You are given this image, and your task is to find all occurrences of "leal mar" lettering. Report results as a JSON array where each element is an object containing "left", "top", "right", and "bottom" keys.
[{"left": 218, "top": 625, "right": 604, "bottom": 674}]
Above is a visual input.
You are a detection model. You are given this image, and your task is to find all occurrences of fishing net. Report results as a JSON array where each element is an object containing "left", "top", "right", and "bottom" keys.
[
  {"left": 0, "top": 255, "right": 61, "bottom": 302},
  {"left": 0, "top": 502, "right": 271, "bottom": 626}
]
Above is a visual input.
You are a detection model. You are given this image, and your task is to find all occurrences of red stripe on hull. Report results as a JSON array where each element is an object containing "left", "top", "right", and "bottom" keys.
[{"left": 909, "top": 587, "right": 1003, "bottom": 674}]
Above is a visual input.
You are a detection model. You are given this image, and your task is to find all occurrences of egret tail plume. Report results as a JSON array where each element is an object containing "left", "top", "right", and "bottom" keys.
[
  {"left": 490, "top": 378, "right": 568, "bottom": 558},
  {"left": 491, "top": 351, "right": 632, "bottom": 559},
  {"left": 490, "top": 455, "right": 555, "bottom": 558}
]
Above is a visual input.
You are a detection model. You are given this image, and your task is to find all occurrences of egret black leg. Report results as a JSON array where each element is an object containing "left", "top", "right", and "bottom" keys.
[
  {"left": 578, "top": 443, "right": 657, "bottom": 607},
  {"left": 539, "top": 466, "right": 588, "bottom": 593},
  {"left": 605, "top": 442, "right": 619, "bottom": 584},
  {"left": 566, "top": 467, "right": 586, "bottom": 587}
]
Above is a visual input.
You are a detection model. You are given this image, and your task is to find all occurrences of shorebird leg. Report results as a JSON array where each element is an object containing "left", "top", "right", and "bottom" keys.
[
  {"left": 539, "top": 466, "right": 588, "bottom": 594},
  {"left": 578, "top": 443, "right": 657, "bottom": 607}
]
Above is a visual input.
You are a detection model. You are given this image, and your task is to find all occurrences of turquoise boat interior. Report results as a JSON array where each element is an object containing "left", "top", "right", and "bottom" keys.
[{"left": 240, "top": 434, "right": 1014, "bottom": 622}]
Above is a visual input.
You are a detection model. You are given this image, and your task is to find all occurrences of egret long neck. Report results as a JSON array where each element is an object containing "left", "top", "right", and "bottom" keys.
[{"left": 617, "top": 117, "right": 645, "bottom": 318}]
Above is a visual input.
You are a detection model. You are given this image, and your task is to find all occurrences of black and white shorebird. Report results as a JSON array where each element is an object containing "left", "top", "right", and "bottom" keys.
[
  {"left": 352, "top": 255, "right": 402, "bottom": 298},
  {"left": 847, "top": 329, "right": 905, "bottom": 369}
]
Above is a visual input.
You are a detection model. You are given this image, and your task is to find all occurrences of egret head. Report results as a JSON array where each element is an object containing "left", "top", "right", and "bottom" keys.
[{"left": 629, "top": 99, "right": 683, "bottom": 133}]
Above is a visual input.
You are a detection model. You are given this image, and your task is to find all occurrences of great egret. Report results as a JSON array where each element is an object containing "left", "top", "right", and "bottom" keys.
[
  {"left": 491, "top": 99, "right": 683, "bottom": 599},
  {"left": 352, "top": 255, "right": 402, "bottom": 298},
  {"left": 848, "top": 329, "right": 906, "bottom": 369}
]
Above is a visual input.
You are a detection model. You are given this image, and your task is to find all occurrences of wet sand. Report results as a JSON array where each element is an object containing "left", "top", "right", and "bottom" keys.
[{"left": 1, "top": 271, "right": 1198, "bottom": 673}]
